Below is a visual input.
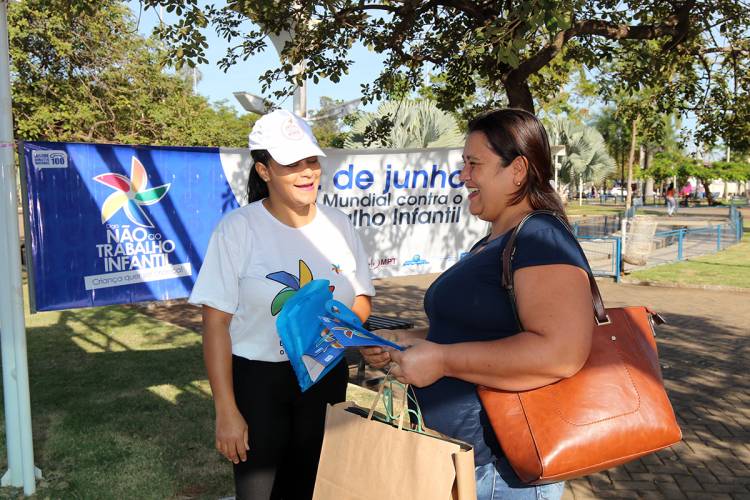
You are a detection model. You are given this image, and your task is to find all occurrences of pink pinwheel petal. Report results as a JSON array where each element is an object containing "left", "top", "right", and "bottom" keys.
[{"left": 93, "top": 173, "right": 131, "bottom": 192}]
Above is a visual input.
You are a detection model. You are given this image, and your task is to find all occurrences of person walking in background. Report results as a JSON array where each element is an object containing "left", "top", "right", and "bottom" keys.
[
  {"left": 362, "top": 109, "right": 594, "bottom": 500},
  {"left": 666, "top": 182, "right": 677, "bottom": 216},
  {"left": 680, "top": 181, "right": 693, "bottom": 207},
  {"left": 189, "top": 110, "right": 375, "bottom": 499}
]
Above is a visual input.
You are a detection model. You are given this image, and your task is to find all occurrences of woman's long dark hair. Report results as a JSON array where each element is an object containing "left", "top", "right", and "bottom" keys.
[
  {"left": 247, "top": 149, "right": 271, "bottom": 203},
  {"left": 467, "top": 109, "right": 567, "bottom": 222}
]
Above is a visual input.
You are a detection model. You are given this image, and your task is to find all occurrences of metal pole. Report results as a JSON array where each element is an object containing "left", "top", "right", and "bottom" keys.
[
  {"left": 740, "top": 212, "right": 744, "bottom": 241},
  {"left": 0, "top": 1, "right": 37, "bottom": 494},
  {"left": 553, "top": 159, "right": 558, "bottom": 195},
  {"left": 268, "top": 30, "right": 307, "bottom": 118},
  {"left": 293, "top": 74, "right": 307, "bottom": 118},
  {"left": 615, "top": 237, "right": 621, "bottom": 283}
]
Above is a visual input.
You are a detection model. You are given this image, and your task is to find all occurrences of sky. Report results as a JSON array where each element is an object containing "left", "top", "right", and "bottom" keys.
[{"left": 127, "top": 1, "right": 386, "bottom": 116}]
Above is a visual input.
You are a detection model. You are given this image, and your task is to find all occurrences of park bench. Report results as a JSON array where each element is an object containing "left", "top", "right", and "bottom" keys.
[{"left": 363, "top": 315, "right": 415, "bottom": 331}]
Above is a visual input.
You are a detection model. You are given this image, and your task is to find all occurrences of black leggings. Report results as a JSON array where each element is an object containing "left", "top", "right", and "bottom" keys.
[{"left": 231, "top": 356, "right": 348, "bottom": 500}]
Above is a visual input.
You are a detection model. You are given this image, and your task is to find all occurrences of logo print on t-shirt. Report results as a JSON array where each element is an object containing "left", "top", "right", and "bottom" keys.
[{"left": 266, "top": 259, "right": 336, "bottom": 316}]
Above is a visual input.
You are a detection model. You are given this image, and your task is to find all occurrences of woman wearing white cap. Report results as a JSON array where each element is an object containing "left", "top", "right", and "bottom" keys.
[{"left": 189, "top": 109, "right": 375, "bottom": 499}]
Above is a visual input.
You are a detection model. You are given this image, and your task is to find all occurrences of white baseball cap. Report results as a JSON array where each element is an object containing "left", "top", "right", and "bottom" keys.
[{"left": 248, "top": 109, "right": 326, "bottom": 165}]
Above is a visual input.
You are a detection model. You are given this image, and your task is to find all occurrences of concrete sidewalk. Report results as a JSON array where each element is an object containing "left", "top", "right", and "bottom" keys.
[{"left": 370, "top": 275, "right": 750, "bottom": 499}]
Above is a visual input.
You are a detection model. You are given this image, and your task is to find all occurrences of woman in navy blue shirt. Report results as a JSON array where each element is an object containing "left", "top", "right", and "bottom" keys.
[{"left": 363, "top": 109, "right": 594, "bottom": 499}]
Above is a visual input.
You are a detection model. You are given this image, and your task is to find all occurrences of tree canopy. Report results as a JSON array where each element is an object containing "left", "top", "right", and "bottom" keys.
[
  {"left": 9, "top": 0, "right": 256, "bottom": 147},
  {"left": 144, "top": 0, "right": 748, "bottom": 143}
]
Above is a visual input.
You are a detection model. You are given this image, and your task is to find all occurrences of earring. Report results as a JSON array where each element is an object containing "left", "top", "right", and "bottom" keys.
[{"left": 515, "top": 181, "right": 522, "bottom": 186}]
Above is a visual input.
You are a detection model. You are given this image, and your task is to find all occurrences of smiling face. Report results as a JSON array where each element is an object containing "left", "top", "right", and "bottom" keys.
[
  {"left": 460, "top": 131, "right": 519, "bottom": 223},
  {"left": 256, "top": 156, "right": 321, "bottom": 209}
]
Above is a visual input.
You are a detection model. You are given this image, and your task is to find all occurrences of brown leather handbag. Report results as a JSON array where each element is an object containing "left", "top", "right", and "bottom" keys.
[{"left": 477, "top": 211, "right": 682, "bottom": 484}]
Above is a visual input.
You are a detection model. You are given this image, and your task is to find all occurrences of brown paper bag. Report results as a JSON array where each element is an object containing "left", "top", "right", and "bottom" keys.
[{"left": 313, "top": 399, "right": 476, "bottom": 500}]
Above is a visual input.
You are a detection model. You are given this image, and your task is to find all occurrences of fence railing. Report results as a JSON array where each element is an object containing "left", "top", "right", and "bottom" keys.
[
  {"left": 578, "top": 236, "right": 622, "bottom": 283},
  {"left": 571, "top": 193, "right": 749, "bottom": 208},
  {"left": 574, "top": 205, "right": 744, "bottom": 279},
  {"left": 571, "top": 215, "right": 623, "bottom": 238},
  {"left": 649, "top": 223, "right": 739, "bottom": 264}
]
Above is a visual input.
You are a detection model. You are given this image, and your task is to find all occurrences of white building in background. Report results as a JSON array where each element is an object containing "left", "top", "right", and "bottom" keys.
[
  {"left": 706, "top": 180, "right": 746, "bottom": 197},
  {"left": 681, "top": 178, "right": 747, "bottom": 198}
]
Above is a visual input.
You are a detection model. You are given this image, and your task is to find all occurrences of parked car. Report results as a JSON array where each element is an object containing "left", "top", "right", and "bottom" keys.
[{"left": 609, "top": 186, "right": 627, "bottom": 196}]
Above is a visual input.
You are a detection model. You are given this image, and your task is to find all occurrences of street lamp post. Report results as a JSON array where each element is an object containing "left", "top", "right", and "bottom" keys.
[
  {"left": 267, "top": 31, "right": 307, "bottom": 117},
  {"left": 234, "top": 29, "right": 361, "bottom": 123},
  {"left": 233, "top": 91, "right": 276, "bottom": 115},
  {"left": 233, "top": 29, "right": 308, "bottom": 117},
  {"left": 0, "top": 2, "right": 38, "bottom": 495}
]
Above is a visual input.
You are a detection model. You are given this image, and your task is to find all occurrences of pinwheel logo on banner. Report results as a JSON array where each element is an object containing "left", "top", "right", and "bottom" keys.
[{"left": 93, "top": 157, "right": 171, "bottom": 228}]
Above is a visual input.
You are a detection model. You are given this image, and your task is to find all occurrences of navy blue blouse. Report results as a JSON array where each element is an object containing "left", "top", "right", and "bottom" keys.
[{"left": 414, "top": 213, "right": 592, "bottom": 469}]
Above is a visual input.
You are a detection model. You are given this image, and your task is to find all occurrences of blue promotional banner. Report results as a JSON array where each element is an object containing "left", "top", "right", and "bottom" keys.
[
  {"left": 21, "top": 142, "right": 242, "bottom": 312},
  {"left": 22, "top": 142, "right": 488, "bottom": 312}
]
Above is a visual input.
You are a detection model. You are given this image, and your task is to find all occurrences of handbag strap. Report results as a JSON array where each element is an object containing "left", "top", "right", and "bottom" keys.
[{"left": 500, "top": 210, "right": 610, "bottom": 329}]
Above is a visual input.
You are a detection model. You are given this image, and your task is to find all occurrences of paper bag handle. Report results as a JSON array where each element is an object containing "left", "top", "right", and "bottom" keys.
[{"left": 367, "top": 374, "right": 425, "bottom": 433}]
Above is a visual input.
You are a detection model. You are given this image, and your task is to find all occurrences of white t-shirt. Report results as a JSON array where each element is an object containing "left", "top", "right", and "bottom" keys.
[{"left": 188, "top": 200, "right": 375, "bottom": 362}]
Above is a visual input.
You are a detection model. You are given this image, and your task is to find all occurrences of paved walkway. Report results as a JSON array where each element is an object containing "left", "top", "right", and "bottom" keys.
[
  {"left": 139, "top": 275, "right": 750, "bottom": 499},
  {"left": 369, "top": 275, "right": 750, "bottom": 500}
]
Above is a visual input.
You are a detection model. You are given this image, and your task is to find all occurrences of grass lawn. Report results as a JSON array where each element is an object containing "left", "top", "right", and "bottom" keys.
[
  {"left": 0, "top": 293, "right": 384, "bottom": 499},
  {"left": 628, "top": 222, "right": 750, "bottom": 288},
  {"left": 565, "top": 203, "right": 624, "bottom": 217}
]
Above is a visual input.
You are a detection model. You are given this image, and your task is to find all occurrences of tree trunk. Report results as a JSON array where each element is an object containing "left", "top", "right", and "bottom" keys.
[
  {"left": 702, "top": 179, "right": 715, "bottom": 205},
  {"left": 579, "top": 175, "right": 583, "bottom": 206},
  {"left": 646, "top": 177, "right": 655, "bottom": 202},
  {"left": 625, "top": 115, "right": 639, "bottom": 212},
  {"left": 503, "top": 78, "right": 535, "bottom": 113}
]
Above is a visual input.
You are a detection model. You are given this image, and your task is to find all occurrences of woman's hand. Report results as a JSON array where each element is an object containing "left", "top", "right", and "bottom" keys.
[
  {"left": 215, "top": 406, "right": 249, "bottom": 464},
  {"left": 389, "top": 339, "right": 447, "bottom": 387},
  {"left": 359, "top": 346, "right": 392, "bottom": 368},
  {"left": 359, "top": 328, "right": 425, "bottom": 369}
]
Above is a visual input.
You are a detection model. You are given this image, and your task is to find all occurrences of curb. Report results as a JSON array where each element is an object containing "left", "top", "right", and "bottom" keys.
[{"left": 619, "top": 278, "right": 750, "bottom": 293}]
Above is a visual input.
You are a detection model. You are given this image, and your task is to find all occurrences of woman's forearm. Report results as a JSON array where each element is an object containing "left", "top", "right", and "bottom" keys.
[
  {"left": 202, "top": 308, "right": 238, "bottom": 414},
  {"left": 351, "top": 295, "right": 372, "bottom": 323},
  {"left": 389, "top": 265, "right": 594, "bottom": 391},
  {"left": 441, "top": 330, "right": 586, "bottom": 391},
  {"left": 441, "top": 264, "right": 593, "bottom": 391}
]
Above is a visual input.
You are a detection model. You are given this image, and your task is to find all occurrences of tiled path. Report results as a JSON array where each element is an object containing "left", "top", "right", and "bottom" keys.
[{"left": 140, "top": 276, "right": 750, "bottom": 499}]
